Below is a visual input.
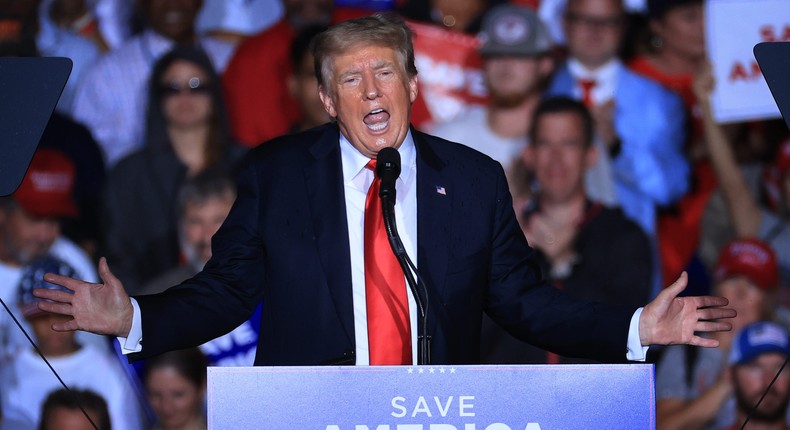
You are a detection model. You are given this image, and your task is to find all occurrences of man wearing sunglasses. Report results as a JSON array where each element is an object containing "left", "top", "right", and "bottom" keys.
[{"left": 72, "top": 0, "right": 234, "bottom": 168}]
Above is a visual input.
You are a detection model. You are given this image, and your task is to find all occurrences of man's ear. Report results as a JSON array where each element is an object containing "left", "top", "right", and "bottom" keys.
[
  {"left": 648, "top": 19, "right": 663, "bottom": 41},
  {"left": 408, "top": 76, "right": 419, "bottom": 104},
  {"left": 287, "top": 75, "right": 298, "bottom": 100},
  {"left": 539, "top": 55, "right": 555, "bottom": 79},
  {"left": 561, "top": 12, "right": 572, "bottom": 44},
  {"left": 318, "top": 86, "right": 337, "bottom": 118},
  {"left": 725, "top": 366, "right": 735, "bottom": 385}
]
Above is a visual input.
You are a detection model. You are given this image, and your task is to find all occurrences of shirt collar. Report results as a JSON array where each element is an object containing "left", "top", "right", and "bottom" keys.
[
  {"left": 567, "top": 57, "right": 621, "bottom": 84},
  {"left": 340, "top": 129, "right": 416, "bottom": 185}
]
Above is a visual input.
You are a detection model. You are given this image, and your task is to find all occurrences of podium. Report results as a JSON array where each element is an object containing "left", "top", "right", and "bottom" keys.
[{"left": 207, "top": 364, "right": 655, "bottom": 429}]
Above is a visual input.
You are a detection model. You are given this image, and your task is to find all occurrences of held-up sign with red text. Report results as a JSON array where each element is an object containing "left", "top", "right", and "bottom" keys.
[
  {"left": 408, "top": 21, "right": 488, "bottom": 127},
  {"left": 706, "top": 0, "right": 790, "bottom": 123}
]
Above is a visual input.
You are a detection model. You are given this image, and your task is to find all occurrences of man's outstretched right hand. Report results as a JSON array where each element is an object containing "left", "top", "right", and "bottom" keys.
[{"left": 35, "top": 257, "right": 134, "bottom": 338}]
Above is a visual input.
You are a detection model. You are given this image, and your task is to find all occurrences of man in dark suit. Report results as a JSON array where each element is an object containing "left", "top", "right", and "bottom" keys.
[{"left": 35, "top": 13, "right": 734, "bottom": 366}]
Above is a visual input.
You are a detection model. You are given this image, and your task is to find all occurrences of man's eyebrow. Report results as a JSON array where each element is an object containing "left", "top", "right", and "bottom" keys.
[
  {"left": 372, "top": 59, "right": 396, "bottom": 71},
  {"left": 337, "top": 67, "right": 361, "bottom": 81},
  {"left": 337, "top": 59, "right": 397, "bottom": 81}
]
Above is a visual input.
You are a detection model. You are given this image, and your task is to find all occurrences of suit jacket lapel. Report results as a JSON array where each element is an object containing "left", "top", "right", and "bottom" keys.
[{"left": 303, "top": 124, "right": 355, "bottom": 345}]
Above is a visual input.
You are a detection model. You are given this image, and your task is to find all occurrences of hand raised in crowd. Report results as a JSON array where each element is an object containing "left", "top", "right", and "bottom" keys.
[
  {"left": 639, "top": 272, "right": 736, "bottom": 347},
  {"left": 522, "top": 211, "right": 577, "bottom": 265},
  {"left": 590, "top": 99, "right": 617, "bottom": 149},
  {"left": 34, "top": 257, "right": 134, "bottom": 337}
]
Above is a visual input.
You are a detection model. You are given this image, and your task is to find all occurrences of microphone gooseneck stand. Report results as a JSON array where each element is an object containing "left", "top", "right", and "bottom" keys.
[{"left": 376, "top": 147, "right": 431, "bottom": 365}]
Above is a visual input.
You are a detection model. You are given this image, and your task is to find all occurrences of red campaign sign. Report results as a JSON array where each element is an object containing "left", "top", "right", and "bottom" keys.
[{"left": 407, "top": 21, "right": 488, "bottom": 126}]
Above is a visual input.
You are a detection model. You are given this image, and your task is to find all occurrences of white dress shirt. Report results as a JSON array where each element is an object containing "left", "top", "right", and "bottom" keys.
[{"left": 340, "top": 132, "right": 420, "bottom": 365}]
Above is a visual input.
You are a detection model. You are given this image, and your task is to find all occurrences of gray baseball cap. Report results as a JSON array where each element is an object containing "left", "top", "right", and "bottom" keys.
[{"left": 478, "top": 4, "right": 552, "bottom": 57}]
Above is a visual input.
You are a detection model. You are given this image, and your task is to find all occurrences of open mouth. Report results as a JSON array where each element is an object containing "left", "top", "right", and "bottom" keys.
[{"left": 364, "top": 108, "right": 390, "bottom": 132}]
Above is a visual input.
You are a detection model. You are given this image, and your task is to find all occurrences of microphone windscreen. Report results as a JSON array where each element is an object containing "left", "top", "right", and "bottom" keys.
[{"left": 376, "top": 147, "right": 401, "bottom": 182}]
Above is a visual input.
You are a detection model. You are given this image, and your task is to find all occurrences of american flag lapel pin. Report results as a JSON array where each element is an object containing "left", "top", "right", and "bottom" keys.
[{"left": 435, "top": 185, "right": 446, "bottom": 196}]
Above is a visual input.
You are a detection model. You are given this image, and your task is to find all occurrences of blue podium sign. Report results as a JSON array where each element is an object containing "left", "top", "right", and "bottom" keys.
[{"left": 207, "top": 364, "right": 654, "bottom": 429}]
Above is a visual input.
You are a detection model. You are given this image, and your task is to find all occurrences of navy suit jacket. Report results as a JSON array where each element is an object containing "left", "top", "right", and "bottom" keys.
[{"left": 133, "top": 123, "right": 636, "bottom": 365}]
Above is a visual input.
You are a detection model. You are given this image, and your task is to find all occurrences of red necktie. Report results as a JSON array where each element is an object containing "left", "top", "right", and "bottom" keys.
[
  {"left": 364, "top": 160, "right": 412, "bottom": 365},
  {"left": 579, "top": 78, "right": 597, "bottom": 107}
]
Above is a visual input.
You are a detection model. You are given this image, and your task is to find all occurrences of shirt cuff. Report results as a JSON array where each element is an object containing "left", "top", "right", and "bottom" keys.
[
  {"left": 116, "top": 297, "right": 142, "bottom": 354},
  {"left": 626, "top": 307, "right": 649, "bottom": 361}
]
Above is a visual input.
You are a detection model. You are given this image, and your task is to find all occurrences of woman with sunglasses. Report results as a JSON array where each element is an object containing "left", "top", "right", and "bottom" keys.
[{"left": 101, "top": 45, "right": 246, "bottom": 295}]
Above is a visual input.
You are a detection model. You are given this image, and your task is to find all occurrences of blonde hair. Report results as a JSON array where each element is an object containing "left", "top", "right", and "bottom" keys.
[{"left": 311, "top": 12, "right": 418, "bottom": 94}]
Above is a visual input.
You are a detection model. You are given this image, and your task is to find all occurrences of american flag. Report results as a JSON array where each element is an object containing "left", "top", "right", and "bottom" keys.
[{"left": 436, "top": 185, "right": 446, "bottom": 195}]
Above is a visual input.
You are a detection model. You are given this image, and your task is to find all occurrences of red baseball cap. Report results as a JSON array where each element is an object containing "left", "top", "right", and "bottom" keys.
[
  {"left": 12, "top": 148, "right": 78, "bottom": 218},
  {"left": 714, "top": 238, "right": 779, "bottom": 290}
]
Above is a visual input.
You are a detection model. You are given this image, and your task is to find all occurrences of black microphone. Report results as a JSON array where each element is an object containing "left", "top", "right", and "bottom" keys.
[
  {"left": 375, "top": 147, "right": 405, "bottom": 257},
  {"left": 375, "top": 147, "right": 431, "bottom": 365},
  {"left": 376, "top": 147, "right": 400, "bottom": 201}
]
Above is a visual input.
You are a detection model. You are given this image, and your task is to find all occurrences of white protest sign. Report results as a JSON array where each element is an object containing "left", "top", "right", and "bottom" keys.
[{"left": 706, "top": 0, "right": 789, "bottom": 123}]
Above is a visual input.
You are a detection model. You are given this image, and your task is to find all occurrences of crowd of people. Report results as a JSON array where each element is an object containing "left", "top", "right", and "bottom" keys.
[{"left": 0, "top": 0, "right": 787, "bottom": 429}]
